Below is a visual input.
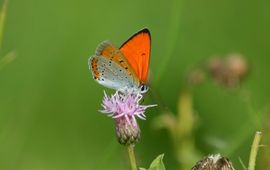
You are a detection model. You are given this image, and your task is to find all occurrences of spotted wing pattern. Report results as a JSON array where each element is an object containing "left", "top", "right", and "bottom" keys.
[{"left": 89, "top": 41, "right": 140, "bottom": 91}]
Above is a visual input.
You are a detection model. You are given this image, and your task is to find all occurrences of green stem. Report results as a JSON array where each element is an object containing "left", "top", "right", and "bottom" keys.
[
  {"left": 127, "top": 145, "right": 137, "bottom": 170},
  {"left": 0, "top": 0, "right": 8, "bottom": 50},
  {"left": 248, "top": 131, "right": 262, "bottom": 170}
]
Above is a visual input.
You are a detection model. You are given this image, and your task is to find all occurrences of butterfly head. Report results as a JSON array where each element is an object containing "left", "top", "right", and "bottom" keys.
[
  {"left": 118, "top": 84, "right": 149, "bottom": 95},
  {"left": 139, "top": 84, "right": 149, "bottom": 94}
]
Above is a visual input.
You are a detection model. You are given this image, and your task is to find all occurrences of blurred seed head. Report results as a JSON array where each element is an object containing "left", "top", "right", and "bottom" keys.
[
  {"left": 192, "top": 154, "right": 235, "bottom": 170},
  {"left": 207, "top": 54, "right": 249, "bottom": 88},
  {"left": 187, "top": 68, "right": 206, "bottom": 86},
  {"left": 226, "top": 54, "right": 248, "bottom": 78}
]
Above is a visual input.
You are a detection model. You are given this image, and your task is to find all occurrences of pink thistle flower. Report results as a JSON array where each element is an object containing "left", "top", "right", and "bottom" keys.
[{"left": 100, "top": 91, "right": 157, "bottom": 145}]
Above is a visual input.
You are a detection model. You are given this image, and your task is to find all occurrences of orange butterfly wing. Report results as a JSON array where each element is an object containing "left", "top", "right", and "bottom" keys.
[{"left": 119, "top": 28, "right": 151, "bottom": 83}]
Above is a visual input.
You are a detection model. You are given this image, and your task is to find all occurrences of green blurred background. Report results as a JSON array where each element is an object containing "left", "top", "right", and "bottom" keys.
[{"left": 0, "top": 0, "right": 270, "bottom": 169}]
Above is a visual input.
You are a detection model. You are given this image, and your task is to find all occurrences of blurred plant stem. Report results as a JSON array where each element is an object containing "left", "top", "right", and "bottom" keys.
[
  {"left": 248, "top": 131, "right": 262, "bottom": 170},
  {"left": 175, "top": 89, "right": 201, "bottom": 169},
  {"left": 0, "top": 0, "right": 16, "bottom": 69},
  {"left": 127, "top": 145, "right": 137, "bottom": 170},
  {"left": 0, "top": 0, "right": 8, "bottom": 49},
  {"left": 153, "top": 88, "right": 201, "bottom": 170},
  {"left": 177, "top": 89, "right": 194, "bottom": 136}
]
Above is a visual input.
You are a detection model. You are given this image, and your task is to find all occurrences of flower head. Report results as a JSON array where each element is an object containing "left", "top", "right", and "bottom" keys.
[
  {"left": 192, "top": 154, "right": 235, "bottom": 170},
  {"left": 100, "top": 91, "right": 156, "bottom": 145}
]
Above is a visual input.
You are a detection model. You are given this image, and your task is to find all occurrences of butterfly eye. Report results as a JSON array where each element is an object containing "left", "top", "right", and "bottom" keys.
[{"left": 140, "top": 84, "right": 149, "bottom": 93}]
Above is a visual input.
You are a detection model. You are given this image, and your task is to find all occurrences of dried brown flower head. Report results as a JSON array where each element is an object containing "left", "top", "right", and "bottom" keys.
[
  {"left": 207, "top": 54, "right": 248, "bottom": 88},
  {"left": 192, "top": 154, "right": 235, "bottom": 170}
]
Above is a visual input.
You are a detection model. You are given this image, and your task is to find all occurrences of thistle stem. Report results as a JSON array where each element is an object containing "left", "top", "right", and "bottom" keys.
[
  {"left": 127, "top": 145, "right": 137, "bottom": 170},
  {"left": 248, "top": 131, "right": 262, "bottom": 170}
]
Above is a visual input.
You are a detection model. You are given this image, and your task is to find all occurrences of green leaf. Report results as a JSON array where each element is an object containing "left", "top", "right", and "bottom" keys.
[{"left": 148, "top": 154, "right": 166, "bottom": 170}]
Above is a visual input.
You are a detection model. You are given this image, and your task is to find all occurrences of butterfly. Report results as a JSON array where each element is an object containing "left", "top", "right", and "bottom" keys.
[{"left": 89, "top": 28, "right": 151, "bottom": 94}]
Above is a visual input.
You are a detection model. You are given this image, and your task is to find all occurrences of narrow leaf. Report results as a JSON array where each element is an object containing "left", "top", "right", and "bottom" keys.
[{"left": 0, "top": 0, "right": 8, "bottom": 49}]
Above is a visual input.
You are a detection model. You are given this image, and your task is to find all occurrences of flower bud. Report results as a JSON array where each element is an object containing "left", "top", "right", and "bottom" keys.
[{"left": 115, "top": 116, "right": 140, "bottom": 145}]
